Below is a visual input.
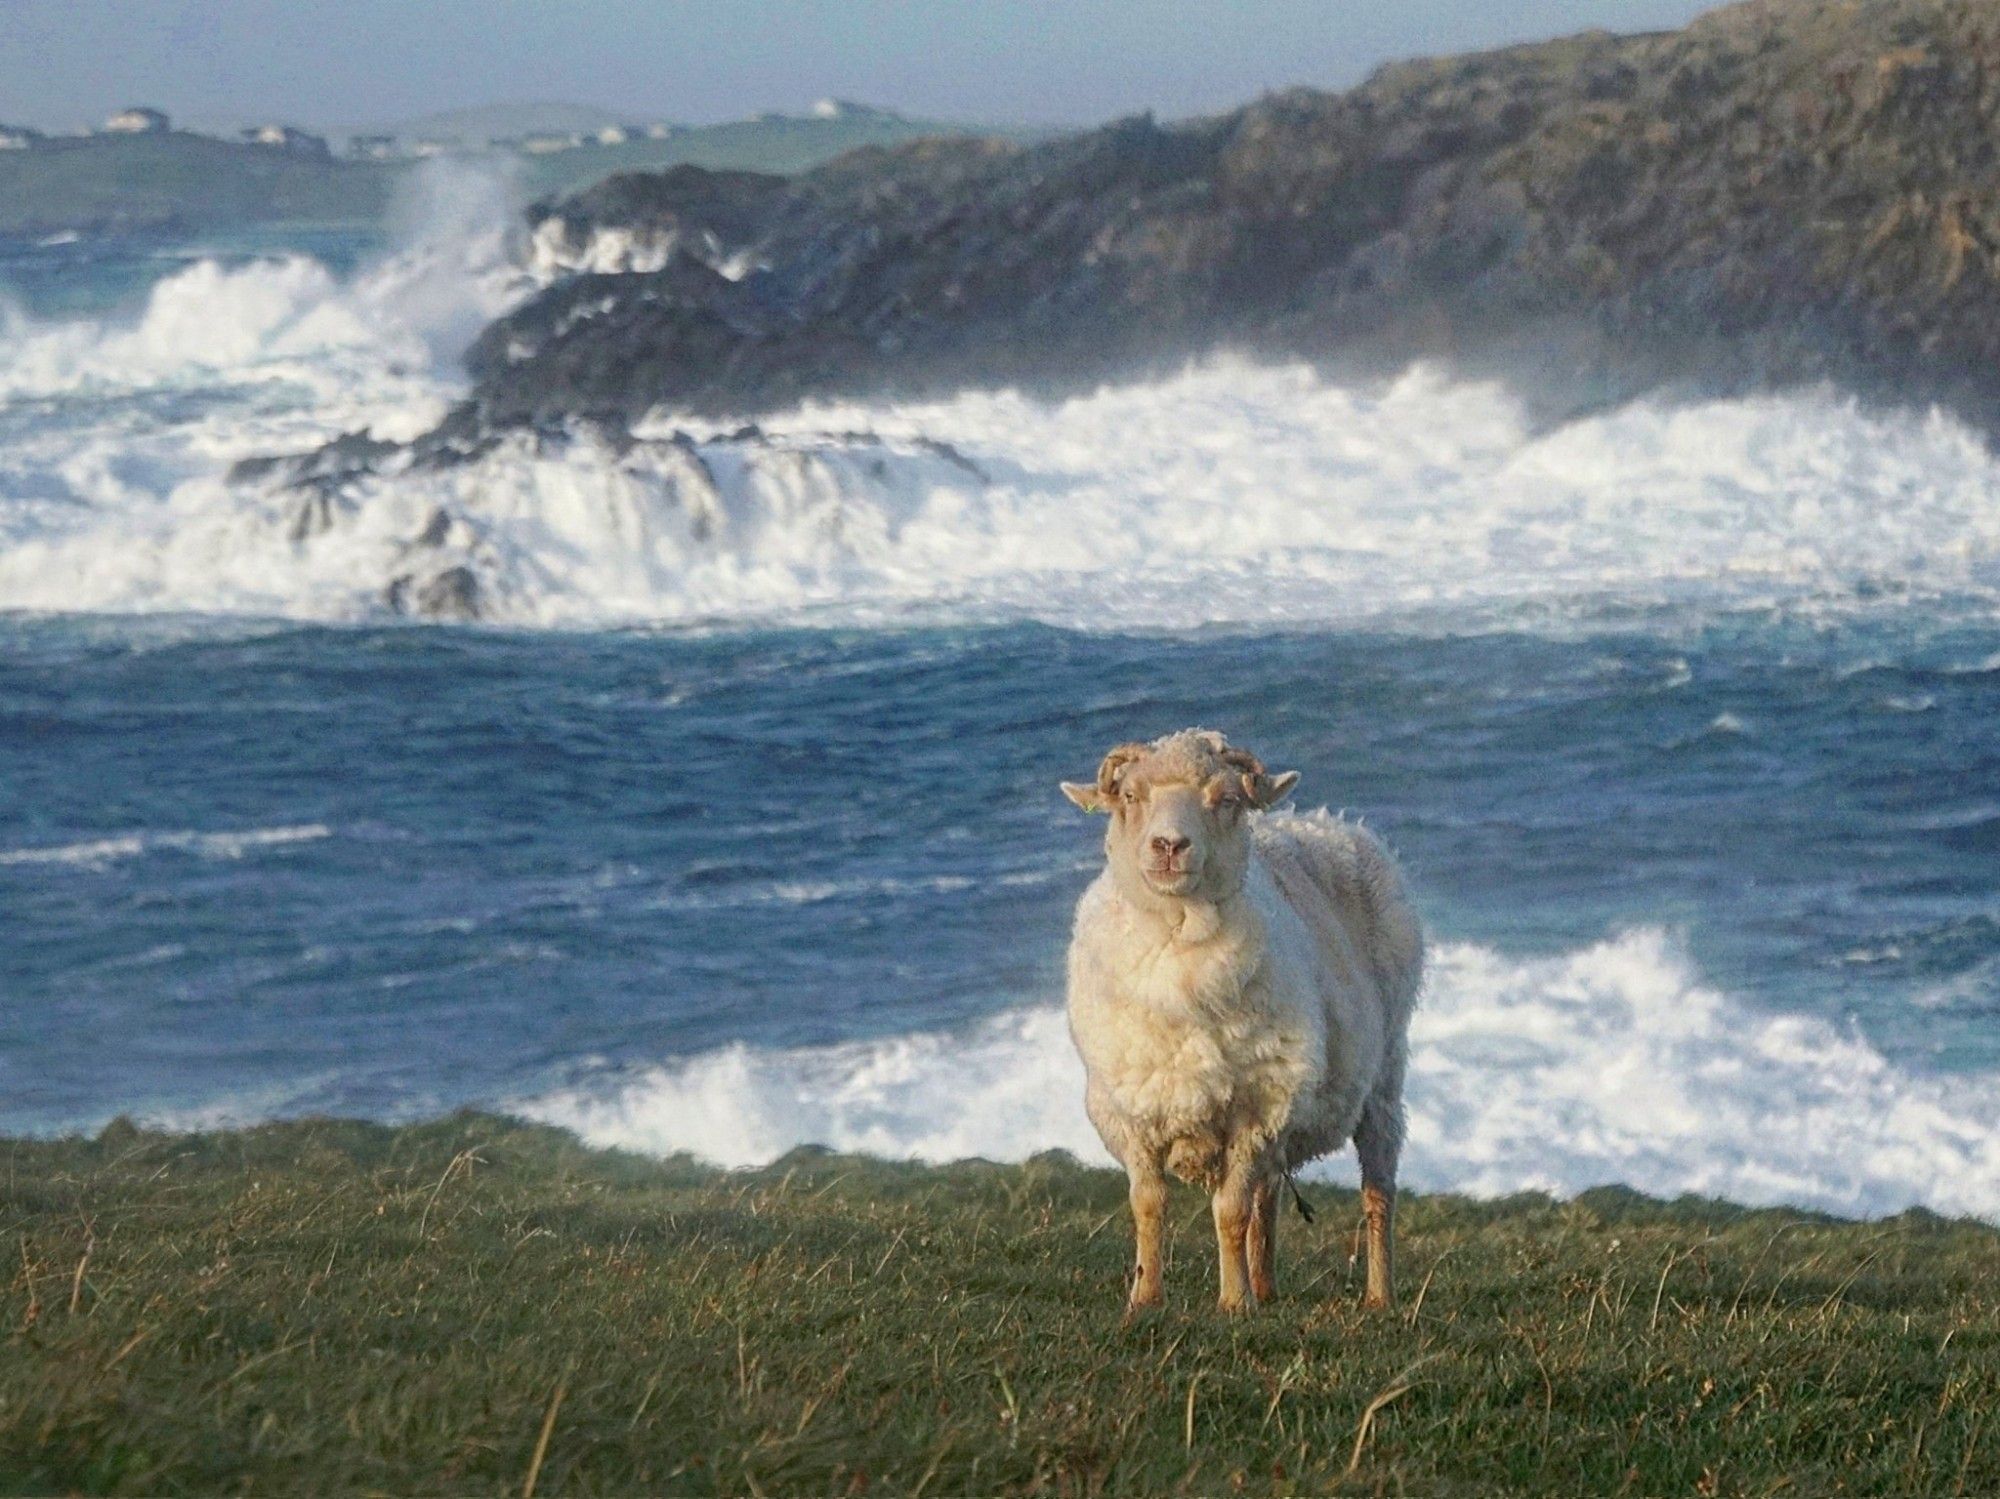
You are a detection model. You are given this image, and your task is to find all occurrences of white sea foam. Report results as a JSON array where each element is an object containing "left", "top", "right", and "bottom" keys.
[
  {"left": 6, "top": 182, "right": 2000, "bottom": 629},
  {"left": 135, "top": 1072, "right": 362, "bottom": 1134},
  {"left": 0, "top": 165, "right": 524, "bottom": 407},
  {"left": 519, "top": 929, "right": 2000, "bottom": 1221},
  {"left": 6, "top": 332, "right": 2000, "bottom": 628},
  {"left": 521, "top": 218, "right": 762, "bottom": 282},
  {"left": 0, "top": 823, "right": 330, "bottom": 869}
]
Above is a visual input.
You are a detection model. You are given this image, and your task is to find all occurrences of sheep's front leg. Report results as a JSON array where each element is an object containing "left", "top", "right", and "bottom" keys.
[
  {"left": 1126, "top": 1163, "right": 1167, "bottom": 1311},
  {"left": 1246, "top": 1176, "right": 1279, "bottom": 1303},
  {"left": 1211, "top": 1171, "right": 1258, "bottom": 1313}
]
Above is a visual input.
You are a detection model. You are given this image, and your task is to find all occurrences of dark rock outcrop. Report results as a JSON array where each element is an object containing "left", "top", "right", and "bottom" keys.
[
  {"left": 386, "top": 565, "right": 480, "bottom": 622},
  {"left": 527, "top": 164, "right": 791, "bottom": 260},
  {"left": 235, "top": 415, "right": 987, "bottom": 619},
  {"left": 455, "top": 0, "right": 2000, "bottom": 436}
]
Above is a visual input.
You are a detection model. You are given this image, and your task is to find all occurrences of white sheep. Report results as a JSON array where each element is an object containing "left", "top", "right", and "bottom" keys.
[{"left": 1061, "top": 729, "right": 1422, "bottom": 1313}]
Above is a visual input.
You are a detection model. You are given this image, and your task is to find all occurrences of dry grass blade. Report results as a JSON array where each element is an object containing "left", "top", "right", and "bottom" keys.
[
  {"left": 1344, "top": 1354, "right": 1442, "bottom": 1481},
  {"left": 872, "top": 1225, "right": 910, "bottom": 1278},
  {"left": 69, "top": 1232, "right": 94, "bottom": 1316},
  {"left": 102, "top": 1327, "right": 149, "bottom": 1371},
  {"left": 1406, "top": 1247, "right": 1454, "bottom": 1326},
  {"left": 17, "top": 1237, "right": 38, "bottom": 1329},
  {"left": 1727, "top": 1221, "right": 1808, "bottom": 1322},
  {"left": 418, "top": 1148, "right": 483, "bottom": 1239},
  {"left": 521, "top": 1379, "right": 566, "bottom": 1499},
  {"left": 1815, "top": 1249, "right": 1885, "bottom": 1324},
  {"left": 1650, "top": 1237, "right": 1720, "bottom": 1331}
]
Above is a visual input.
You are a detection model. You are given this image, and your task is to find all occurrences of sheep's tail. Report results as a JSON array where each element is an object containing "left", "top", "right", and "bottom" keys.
[{"left": 1286, "top": 1172, "right": 1316, "bottom": 1223}]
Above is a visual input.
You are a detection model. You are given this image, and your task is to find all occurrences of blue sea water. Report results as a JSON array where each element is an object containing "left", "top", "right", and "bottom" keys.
[{"left": 2, "top": 208, "right": 1997, "bottom": 1219}]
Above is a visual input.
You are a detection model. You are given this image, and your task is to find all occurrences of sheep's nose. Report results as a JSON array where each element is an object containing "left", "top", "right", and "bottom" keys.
[{"left": 1151, "top": 834, "right": 1192, "bottom": 859}]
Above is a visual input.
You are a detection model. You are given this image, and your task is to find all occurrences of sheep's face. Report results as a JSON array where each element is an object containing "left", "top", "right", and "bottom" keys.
[{"left": 1061, "top": 730, "right": 1299, "bottom": 909}]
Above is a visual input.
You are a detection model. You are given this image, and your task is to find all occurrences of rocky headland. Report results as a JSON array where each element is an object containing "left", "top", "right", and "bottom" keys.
[{"left": 447, "top": 0, "right": 2000, "bottom": 432}]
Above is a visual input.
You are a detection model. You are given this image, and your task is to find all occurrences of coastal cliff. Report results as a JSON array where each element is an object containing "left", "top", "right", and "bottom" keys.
[{"left": 459, "top": 0, "right": 2000, "bottom": 432}]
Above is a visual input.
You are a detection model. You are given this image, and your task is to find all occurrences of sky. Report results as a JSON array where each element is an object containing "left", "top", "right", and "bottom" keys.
[{"left": 0, "top": 0, "right": 1721, "bottom": 134}]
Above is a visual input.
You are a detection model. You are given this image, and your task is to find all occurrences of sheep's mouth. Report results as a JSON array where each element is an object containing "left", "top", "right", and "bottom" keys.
[{"left": 1143, "top": 866, "right": 1198, "bottom": 894}]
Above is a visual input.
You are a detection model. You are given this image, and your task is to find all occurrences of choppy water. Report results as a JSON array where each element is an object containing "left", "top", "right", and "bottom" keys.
[{"left": 2, "top": 177, "right": 1996, "bottom": 1220}]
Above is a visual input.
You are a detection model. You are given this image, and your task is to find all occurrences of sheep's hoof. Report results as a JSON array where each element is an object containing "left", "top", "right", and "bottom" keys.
[
  {"left": 1361, "top": 1292, "right": 1394, "bottom": 1311},
  {"left": 1120, "top": 1271, "right": 1168, "bottom": 1319},
  {"left": 1216, "top": 1292, "right": 1257, "bottom": 1315}
]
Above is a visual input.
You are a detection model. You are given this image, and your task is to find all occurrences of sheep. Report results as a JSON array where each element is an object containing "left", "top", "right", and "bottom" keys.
[{"left": 1060, "top": 728, "right": 1422, "bottom": 1313}]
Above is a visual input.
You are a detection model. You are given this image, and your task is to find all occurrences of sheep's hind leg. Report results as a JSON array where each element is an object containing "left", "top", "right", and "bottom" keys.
[
  {"left": 1211, "top": 1171, "right": 1259, "bottom": 1313},
  {"left": 1126, "top": 1163, "right": 1167, "bottom": 1312},
  {"left": 1246, "top": 1176, "right": 1279, "bottom": 1303},
  {"left": 1353, "top": 1101, "right": 1402, "bottom": 1310}
]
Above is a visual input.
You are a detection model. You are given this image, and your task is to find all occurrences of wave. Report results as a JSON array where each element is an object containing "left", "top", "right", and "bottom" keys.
[
  {"left": 0, "top": 823, "right": 330, "bottom": 869},
  {"left": 0, "top": 164, "right": 525, "bottom": 408},
  {"left": 5, "top": 164, "right": 2000, "bottom": 629},
  {"left": 6, "top": 355, "right": 2000, "bottom": 629},
  {"left": 522, "top": 217, "right": 761, "bottom": 282},
  {"left": 519, "top": 928, "right": 2000, "bottom": 1222}
]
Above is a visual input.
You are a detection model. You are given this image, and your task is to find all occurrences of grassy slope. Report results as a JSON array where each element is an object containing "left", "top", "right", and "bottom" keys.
[
  {"left": 0, "top": 134, "right": 394, "bottom": 236},
  {"left": 0, "top": 116, "right": 995, "bottom": 237},
  {"left": 514, "top": 115, "right": 998, "bottom": 200},
  {"left": 3, "top": 1115, "right": 1995, "bottom": 1496}
]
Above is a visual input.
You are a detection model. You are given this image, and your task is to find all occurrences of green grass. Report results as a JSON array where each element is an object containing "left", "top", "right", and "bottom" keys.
[
  {"left": 514, "top": 114, "right": 1012, "bottom": 201},
  {"left": 3, "top": 1114, "right": 1996, "bottom": 1495},
  {"left": 0, "top": 134, "right": 394, "bottom": 237},
  {"left": 0, "top": 115, "right": 1009, "bottom": 238}
]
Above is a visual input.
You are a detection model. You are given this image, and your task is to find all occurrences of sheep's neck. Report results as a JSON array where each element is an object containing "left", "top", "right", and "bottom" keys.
[
  {"left": 1125, "top": 886, "right": 1252, "bottom": 951},
  {"left": 1107, "top": 884, "right": 1270, "bottom": 1029}
]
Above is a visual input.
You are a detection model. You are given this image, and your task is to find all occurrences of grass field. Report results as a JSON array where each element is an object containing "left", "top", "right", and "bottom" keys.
[{"left": 4, "top": 1114, "right": 1995, "bottom": 1495}]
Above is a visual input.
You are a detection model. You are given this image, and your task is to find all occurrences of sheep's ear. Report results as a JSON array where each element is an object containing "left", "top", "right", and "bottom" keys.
[
  {"left": 1061, "top": 781, "right": 1110, "bottom": 813},
  {"left": 1253, "top": 770, "right": 1301, "bottom": 808}
]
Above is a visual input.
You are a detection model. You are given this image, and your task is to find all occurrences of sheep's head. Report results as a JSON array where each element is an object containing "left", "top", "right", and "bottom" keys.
[{"left": 1061, "top": 729, "right": 1299, "bottom": 907}]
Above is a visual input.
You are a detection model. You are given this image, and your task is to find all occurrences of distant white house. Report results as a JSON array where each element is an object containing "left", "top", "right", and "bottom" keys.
[
  {"left": 104, "top": 107, "right": 170, "bottom": 135},
  {"left": 594, "top": 124, "right": 631, "bottom": 146},
  {"left": 348, "top": 134, "right": 398, "bottom": 160},
  {"left": 409, "top": 136, "right": 461, "bottom": 158},
  {"left": 521, "top": 132, "right": 580, "bottom": 155},
  {"left": 0, "top": 123, "right": 41, "bottom": 150},
  {"left": 241, "top": 123, "right": 331, "bottom": 158},
  {"left": 644, "top": 122, "right": 679, "bottom": 140}
]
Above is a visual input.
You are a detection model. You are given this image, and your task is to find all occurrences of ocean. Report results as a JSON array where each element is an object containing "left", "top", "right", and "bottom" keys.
[{"left": 2, "top": 174, "right": 1996, "bottom": 1221}]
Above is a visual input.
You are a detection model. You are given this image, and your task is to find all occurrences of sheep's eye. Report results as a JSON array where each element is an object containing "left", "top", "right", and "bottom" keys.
[{"left": 1120, "top": 788, "right": 1138, "bottom": 804}]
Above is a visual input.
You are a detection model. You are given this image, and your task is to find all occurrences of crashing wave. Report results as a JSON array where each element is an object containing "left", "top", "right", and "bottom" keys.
[
  {"left": 5, "top": 165, "right": 2000, "bottom": 630},
  {"left": 519, "top": 928, "right": 2000, "bottom": 1222},
  {"left": 520, "top": 216, "right": 761, "bottom": 283},
  {"left": 7, "top": 350, "right": 2000, "bottom": 627}
]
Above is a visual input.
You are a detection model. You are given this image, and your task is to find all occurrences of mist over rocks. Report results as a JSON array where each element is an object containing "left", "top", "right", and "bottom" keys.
[{"left": 449, "top": 0, "right": 2000, "bottom": 435}]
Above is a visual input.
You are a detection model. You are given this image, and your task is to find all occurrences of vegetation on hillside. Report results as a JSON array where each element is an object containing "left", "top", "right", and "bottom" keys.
[
  {"left": 0, "top": 134, "right": 392, "bottom": 237},
  {"left": 0, "top": 111, "right": 984, "bottom": 238},
  {"left": 5, "top": 1114, "right": 1995, "bottom": 1495}
]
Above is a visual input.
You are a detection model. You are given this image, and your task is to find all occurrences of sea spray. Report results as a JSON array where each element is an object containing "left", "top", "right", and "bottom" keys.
[
  {"left": 519, "top": 930, "right": 2000, "bottom": 1222},
  {"left": 6, "top": 347, "right": 2000, "bottom": 626}
]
